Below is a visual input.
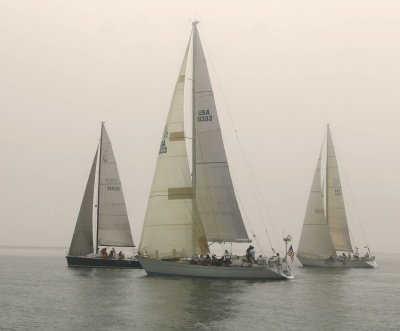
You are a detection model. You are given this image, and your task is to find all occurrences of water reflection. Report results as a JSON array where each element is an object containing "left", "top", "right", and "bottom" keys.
[
  {"left": 294, "top": 266, "right": 357, "bottom": 330},
  {"left": 136, "top": 276, "right": 247, "bottom": 331},
  {"left": 67, "top": 268, "right": 144, "bottom": 330}
]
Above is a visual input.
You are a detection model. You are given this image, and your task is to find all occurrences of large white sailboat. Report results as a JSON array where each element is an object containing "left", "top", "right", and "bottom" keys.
[
  {"left": 66, "top": 123, "right": 140, "bottom": 268},
  {"left": 297, "top": 125, "right": 377, "bottom": 268},
  {"left": 138, "top": 22, "right": 293, "bottom": 280}
]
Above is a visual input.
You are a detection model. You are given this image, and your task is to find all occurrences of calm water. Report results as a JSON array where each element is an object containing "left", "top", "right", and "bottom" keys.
[{"left": 0, "top": 247, "right": 399, "bottom": 331}]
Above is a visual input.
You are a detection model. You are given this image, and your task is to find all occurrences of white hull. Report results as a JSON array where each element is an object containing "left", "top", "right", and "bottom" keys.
[
  {"left": 138, "top": 257, "right": 294, "bottom": 280},
  {"left": 297, "top": 256, "right": 377, "bottom": 268}
]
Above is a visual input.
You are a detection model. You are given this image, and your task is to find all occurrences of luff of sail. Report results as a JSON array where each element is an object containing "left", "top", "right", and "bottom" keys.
[
  {"left": 298, "top": 148, "right": 336, "bottom": 259},
  {"left": 97, "top": 125, "right": 134, "bottom": 247},
  {"left": 193, "top": 26, "right": 250, "bottom": 243},
  {"left": 69, "top": 149, "right": 98, "bottom": 256},
  {"left": 326, "top": 126, "right": 353, "bottom": 252},
  {"left": 139, "top": 39, "right": 208, "bottom": 259}
]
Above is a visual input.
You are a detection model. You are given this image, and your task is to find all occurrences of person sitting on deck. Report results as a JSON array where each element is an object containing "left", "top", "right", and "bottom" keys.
[
  {"left": 109, "top": 247, "right": 116, "bottom": 259},
  {"left": 118, "top": 251, "right": 125, "bottom": 259},
  {"left": 202, "top": 254, "right": 211, "bottom": 266},
  {"left": 100, "top": 248, "right": 108, "bottom": 259},
  {"left": 256, "top": 255, "right": 266, "bottom": 265},
  {"left": 275, "top": 252, "right": 281, "bottom": 265},
  {"left": 354, "top": 249, "right": 360, "bottom": 260}
]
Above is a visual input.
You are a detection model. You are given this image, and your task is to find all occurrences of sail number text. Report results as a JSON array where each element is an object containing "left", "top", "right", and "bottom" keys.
[
  {"left": 159, "top": 127, "right": 168, "bottom": 154},
  {"left": 197, "top": 109, "right": 212, "bottom": 122}
]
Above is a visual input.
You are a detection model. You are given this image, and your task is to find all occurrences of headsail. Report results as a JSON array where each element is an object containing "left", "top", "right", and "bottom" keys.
[
  {"left": 139, "top": 40, "right": 208, "bottom": 259},
  {"left": 69, "top": 149, "right": 98, "bottom": 256},
  {"left": 326, "top": 126, "right": 353, "bottom": 252},
  {"left": 97, "top": 125, "right": 134, "bottom": 247},
  {"left": 192, "top": 25, "right": 250, "bottom": 243},
  {"left": 298, "top": 148, "right": 336, "bottom": 259}
]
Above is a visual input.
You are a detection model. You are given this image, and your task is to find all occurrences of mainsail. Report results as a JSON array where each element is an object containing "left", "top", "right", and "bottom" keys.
[
  {"left": 326, "top": 126, "right": 353, "bottom": 252},
  {"left": 69, "top": 149, "right": 98, "bottom": 256},
  {"left": 139, "top": 40, "right": 208, "bottom": 259},
  {"left": 193, "top": 27, "right": 250, "bottom": 243},
  {"left": 139, "top": 24, "right": 250, "bottom": 259},
  {"left": 298, "top": 125, "right": 353, "bottom": 259},
  {"left": 97, "top": 125, "right": 134, "bottom": 248}
]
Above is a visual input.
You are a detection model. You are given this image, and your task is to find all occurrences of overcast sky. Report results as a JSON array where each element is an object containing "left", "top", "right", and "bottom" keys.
[{"left": 1, "top": 0, "right": 399, "bottom": 254}]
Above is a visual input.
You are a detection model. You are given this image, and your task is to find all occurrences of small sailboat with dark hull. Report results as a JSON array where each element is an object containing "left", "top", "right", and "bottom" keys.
[
  {"left": 297, "top": 125, "right": 377, "bottom": 268},
  {"left": 66, "top": 123, "right": 141, "bottom": 268}
]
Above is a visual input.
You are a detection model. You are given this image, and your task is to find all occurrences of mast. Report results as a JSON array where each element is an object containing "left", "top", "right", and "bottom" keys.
[
  {"left": 96, "top": 122, "right": 105, "bottom": 253},
  {"left": 191, "top": 20, "right": 198, "bottom": 191},
  {"left": 191, "top": 21, "right": 198, "bottom": 254},
  {"left": 326, "top": 123, "right": 330, "bottom": 254}
]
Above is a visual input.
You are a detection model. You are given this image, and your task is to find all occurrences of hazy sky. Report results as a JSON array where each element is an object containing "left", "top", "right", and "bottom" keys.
[{"left": 1, "top": 1, "right": 399, "bottom": 254}]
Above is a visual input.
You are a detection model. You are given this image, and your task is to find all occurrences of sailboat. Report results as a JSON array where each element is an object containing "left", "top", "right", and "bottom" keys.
[
  {"left": 66, "top": 123, "right": 141, "bottom": 268},
  {"left": 297, "top": 125, "right": 377, "bottom": 268},
  {"left": 137, "top": 22, "right": 293, "bottom": 280}
]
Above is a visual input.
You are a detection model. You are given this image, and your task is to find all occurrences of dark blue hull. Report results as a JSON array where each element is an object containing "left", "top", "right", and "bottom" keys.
[{"left": 66, "top": 255, "right": 142, "bottom": 269}]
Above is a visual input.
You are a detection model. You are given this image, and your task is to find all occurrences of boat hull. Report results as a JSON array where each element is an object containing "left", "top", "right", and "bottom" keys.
[
  {"left": 66, "top": 255, "right": 142, "bottom": 269},
  {"left": 297, "top": 256, "right": 377, "bottom": 268},
  {"left": 138, "top": 257, "right": 293, "bottom": 280}
]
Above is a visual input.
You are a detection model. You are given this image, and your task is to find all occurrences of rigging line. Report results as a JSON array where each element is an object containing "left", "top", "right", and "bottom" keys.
[
  {"left": 235, "top": 192, "right": 266, "bottom": 256},
  {"left": 197, "top": 28, "right": 280, "bottom": 253}
]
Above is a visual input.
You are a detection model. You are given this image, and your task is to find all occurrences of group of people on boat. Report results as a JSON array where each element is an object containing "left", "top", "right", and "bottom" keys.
[
  {"left": 188, "top": 245, "right": 283, "bottom": 268},
  {"left": 99, "top": 247, "right": 125, "bottom": 260},
  {"left": 190, "top": 250, "right": 232, "bottom": 266},
  {"left": 326, "top": 249, "right": 372, "bottom": 264}
]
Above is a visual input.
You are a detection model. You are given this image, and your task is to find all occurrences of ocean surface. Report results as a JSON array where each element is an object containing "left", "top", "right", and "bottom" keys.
[{"left": 0, "top": 247, "right": 399, "bottom": 331}]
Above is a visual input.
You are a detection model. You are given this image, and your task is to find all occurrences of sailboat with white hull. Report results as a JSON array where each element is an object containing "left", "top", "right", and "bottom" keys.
[
  {"left": 138, "top": 22, "right": 293, "bottom": 280},
  {"left": 66, "top": 123, "right": 141, "bottom": 268},
  {"left": 297, "top": 125, "right": 377, "bottom": 268}
]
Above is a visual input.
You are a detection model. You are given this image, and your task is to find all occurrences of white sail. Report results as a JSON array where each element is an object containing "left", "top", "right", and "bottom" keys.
[
  {"left": 139, "top": 41, "right": 208, "bottom": 259},
  {"left": 193, "top": 27, "right": 250, "bottom": 243},
  {"left": 69, "top": 149, "right": 98, "bottom": 256},
  {"left": 97, "top": 125, "right": 134, "bottom": 247},
  {"left": 326, "top": 126, "right": 353, "bottom": 252},
  {"left": 298, "top": 148, "right": 336, "bottom": 259}
]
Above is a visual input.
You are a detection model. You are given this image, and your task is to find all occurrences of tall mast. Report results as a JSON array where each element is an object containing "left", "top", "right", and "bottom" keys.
[
  {"left": 325, "top": 124, "right": 329, "bottom": 246},
  {"left": 191, "top": 21, "right": 199, "bottom": 254},
  {"left": 96, "top": 122, "right": 105, "bottom": 253},
  {"left": 191, "top": 20, "right": 198, "bottom": 190}
]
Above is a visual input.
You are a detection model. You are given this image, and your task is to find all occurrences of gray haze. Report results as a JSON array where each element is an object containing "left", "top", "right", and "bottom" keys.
[{"left": 1, "top": 1, "right": 399, "bottom": 253}]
